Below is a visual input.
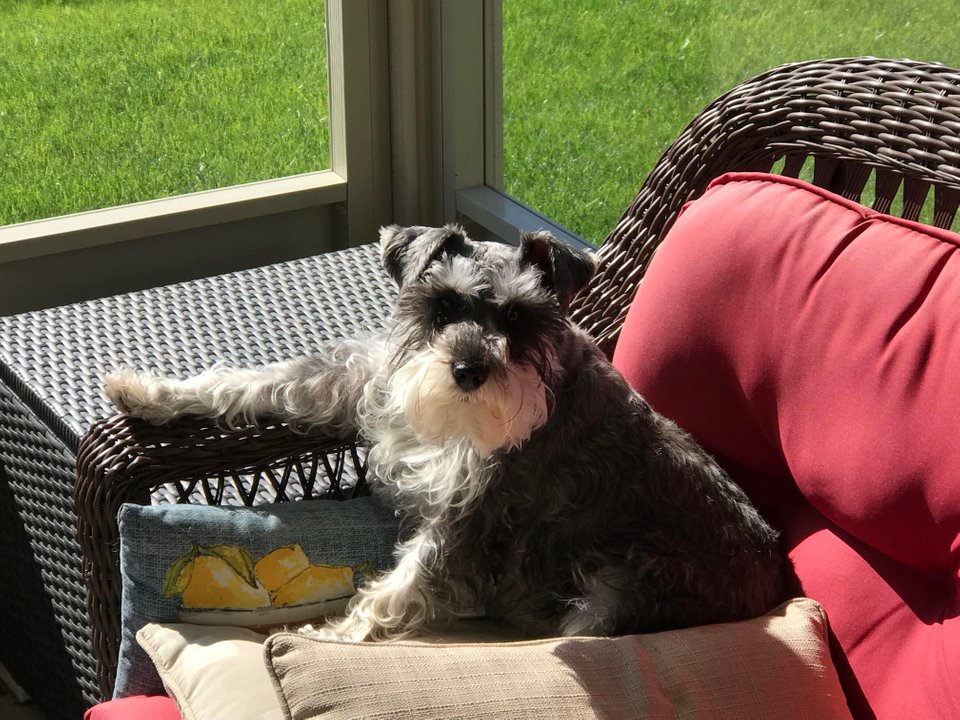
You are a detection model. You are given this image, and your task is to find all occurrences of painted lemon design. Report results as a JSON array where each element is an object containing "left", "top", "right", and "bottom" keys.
[
  {"left": 163, "top": 543, "right": 269, "bottom": 610},
  {"left": 254, "top": 544, "right": 311, "bottom": 594},
  {"left": 269, "top": 563, "right": 356, "bottom": 607},
  {"left": 164, "top": 542, "right": 376, "bottom": 618},
  {"left": 181, "top": 555, "right": 271, "bottom": 609}
]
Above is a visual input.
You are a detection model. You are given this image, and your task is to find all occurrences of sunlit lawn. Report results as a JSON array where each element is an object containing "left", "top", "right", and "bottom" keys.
[
  {"left": 503, "top": 0, "right": 960, "bottom": 243},
  {"left": 0, "top": 0, "right": 329, "bottom": 225},
  {"left": 3, "top": 0, "right": 960, "bottom": 244}
]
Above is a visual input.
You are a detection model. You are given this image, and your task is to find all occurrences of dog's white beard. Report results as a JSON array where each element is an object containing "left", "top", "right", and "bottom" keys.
[{"left": 390, "top": 349, "right": 548, "bottom": 457}]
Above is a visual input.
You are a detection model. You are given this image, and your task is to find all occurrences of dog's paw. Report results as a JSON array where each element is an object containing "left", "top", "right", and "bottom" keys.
[
  {"left": 104, "top": 369, "right": 178, "bottom": 423},
  {"left": 297, "top": 623, "right": 324, "bottom": 639}
]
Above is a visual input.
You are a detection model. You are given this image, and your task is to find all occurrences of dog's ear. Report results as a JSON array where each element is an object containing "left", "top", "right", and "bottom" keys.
[
  {"left": 379, "top": 224, "right": 468, "bottom": 288},
  {"left": 519, "top": 231, "right": 596, "bottom": 313}
]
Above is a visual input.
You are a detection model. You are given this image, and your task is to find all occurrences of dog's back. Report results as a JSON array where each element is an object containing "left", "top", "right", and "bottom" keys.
[{"left": 467, "top": 326, "right": 785, "bottom": 636}]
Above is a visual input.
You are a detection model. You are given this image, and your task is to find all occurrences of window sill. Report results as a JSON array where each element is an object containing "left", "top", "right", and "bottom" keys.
[
  {"left": 456, "top": 185, "right": 592, "bottom": 251},
  {"left": 0, "top": 170, "right": 346, "bottom": 264}
]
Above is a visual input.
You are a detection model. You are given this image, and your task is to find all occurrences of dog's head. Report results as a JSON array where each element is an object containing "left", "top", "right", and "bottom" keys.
[{"left": 378, "top": 224, "right": 596, "bottom": 456}]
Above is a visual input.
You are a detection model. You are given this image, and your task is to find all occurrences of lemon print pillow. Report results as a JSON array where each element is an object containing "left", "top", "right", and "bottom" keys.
[{"left": 115, "top": 496, "right": 400, "bottom": 699}]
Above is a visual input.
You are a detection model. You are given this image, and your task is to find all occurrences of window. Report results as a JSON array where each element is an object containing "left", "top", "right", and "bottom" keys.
[
  {"left": 499, "top": 0, "right": 960, "bottom": 245},
  {"left": 13, "top": 1, "right": 958, "bottom": 315},
  {"left": 0, "top": 1, "right": 392, "bottom": 314}
]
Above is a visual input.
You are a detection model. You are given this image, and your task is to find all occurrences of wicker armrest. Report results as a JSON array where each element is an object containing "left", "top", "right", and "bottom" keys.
[{"left": 75, "top": 414, "right": 368, "bottom": 698}]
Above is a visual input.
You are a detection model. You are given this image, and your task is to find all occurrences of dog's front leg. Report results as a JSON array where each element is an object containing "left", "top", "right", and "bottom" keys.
[
  {"left": 105, "top": 338, "right": 384, "bottom": 432},
  {"left": 302, "top": 524, "right": 443, "bottom": 642}
]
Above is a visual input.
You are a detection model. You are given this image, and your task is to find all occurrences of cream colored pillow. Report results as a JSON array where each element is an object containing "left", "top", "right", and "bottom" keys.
[
  {"left": 136, "top": 623, "right": 281, "bottom": 720},
  {"left": 264, "top": 598, "right": 852, "bottom": 720},
  {"left": 134, "top": 618, "right": 522, "bottom": 720}
]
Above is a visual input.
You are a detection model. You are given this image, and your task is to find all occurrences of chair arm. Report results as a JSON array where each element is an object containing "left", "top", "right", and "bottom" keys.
[{"left": 75, "top": 413, "right": 367, "bottom": 699}]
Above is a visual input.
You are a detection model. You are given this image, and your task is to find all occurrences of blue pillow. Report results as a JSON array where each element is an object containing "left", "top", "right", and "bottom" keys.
[{"left": 115, "top": 496, "right": 400, "bottom": 698}]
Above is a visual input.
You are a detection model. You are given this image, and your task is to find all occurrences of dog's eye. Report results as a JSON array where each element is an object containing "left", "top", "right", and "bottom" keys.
[
  {"left": 502, "top": 304, "right": 521, "bottom": 324},
  {"left": 434, "top": 293, "right": 470, "bottom": 326}
]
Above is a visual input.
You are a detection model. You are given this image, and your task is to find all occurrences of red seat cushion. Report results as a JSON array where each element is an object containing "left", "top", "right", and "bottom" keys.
[
  {"left": 613, "top": 172, "right": 960, "bottom": 720},
  {"left": 84, "top": 695, "right": 181, "bottom": 720}
]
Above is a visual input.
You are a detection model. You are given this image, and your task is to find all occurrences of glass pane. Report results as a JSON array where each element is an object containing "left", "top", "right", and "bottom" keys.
[
  {"left": 0, "top": 0, "right": 329, "bottom": 226},
  {"left": 503, "top": 0, "right": 960, "bottom": 245}
]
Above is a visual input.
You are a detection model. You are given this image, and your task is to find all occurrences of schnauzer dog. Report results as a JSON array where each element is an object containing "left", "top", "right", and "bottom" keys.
[{"left": 106, "top": 224, "right": 784, "bottom": 642}]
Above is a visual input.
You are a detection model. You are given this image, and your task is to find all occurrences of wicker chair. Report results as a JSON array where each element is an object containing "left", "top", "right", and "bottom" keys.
[{"left": 73, "top": 56, "right": 960, "bottom": 705}]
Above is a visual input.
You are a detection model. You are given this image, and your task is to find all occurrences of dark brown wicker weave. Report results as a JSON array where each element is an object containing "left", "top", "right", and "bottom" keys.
[{"left": 3, "top": 56, "right": 960, "bottom": 716}]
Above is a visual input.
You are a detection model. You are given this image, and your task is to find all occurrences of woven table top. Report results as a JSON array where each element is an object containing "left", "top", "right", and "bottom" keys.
[{"left": 0, "top": 243, "right": 396, "bottom": 453}]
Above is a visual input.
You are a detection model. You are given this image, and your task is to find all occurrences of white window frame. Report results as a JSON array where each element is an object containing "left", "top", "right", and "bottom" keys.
[
  {"left": 370, "top": 1, "right": 588, "bottom": 250},
  {"left": 0, "top": 171, "right": 348, "bottom": 265}
]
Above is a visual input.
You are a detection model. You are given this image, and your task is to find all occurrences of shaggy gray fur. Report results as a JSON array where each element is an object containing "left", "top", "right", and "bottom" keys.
[{"left": 106, "top": 224, "right": 785, "bottom": 640}]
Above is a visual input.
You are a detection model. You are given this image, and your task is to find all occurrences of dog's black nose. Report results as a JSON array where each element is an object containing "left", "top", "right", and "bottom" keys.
[{"left": 452, "top": 360, "right": 488, "bottom": 391}]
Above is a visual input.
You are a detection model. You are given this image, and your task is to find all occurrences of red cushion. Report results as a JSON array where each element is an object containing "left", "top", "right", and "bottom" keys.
[
  {"left": 613, "top": 172, "right": 960, "bottom": 720},
  {"left": 84, "top": 695, "right": 181, "bottom": 720}
]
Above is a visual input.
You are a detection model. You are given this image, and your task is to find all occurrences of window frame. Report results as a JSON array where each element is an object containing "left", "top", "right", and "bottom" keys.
[{"left": 432, "top": 1, "right": 590, "bottom": 250}]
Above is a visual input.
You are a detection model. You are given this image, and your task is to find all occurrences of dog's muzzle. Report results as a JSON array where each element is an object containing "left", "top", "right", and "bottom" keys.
[
  {"left": 387, "top": 344, "right": 549, "bottom": 456},
  {"left": 451, "top": 360, "right": 488, "bottom": 392}
]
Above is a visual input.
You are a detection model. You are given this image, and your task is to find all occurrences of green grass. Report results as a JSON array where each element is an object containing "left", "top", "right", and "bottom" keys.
[
  {"left": 0, "top": 0, "right": 329, "bottom": 225},
  {"left": 503, "top": 0, "right": 960, "bottom": 244},
  {"left": 3, "top": 1, "right": 960, "bottom": 239}
]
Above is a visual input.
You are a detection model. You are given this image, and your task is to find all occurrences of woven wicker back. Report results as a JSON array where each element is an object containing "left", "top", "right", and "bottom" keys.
[{"left": 571, "top": 57, "right": 960, "bottom": 357}]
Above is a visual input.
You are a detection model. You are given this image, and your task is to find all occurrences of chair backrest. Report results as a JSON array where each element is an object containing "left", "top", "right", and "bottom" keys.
[{"left": 571, "top": 56, "right": 960, "bottom": 356}]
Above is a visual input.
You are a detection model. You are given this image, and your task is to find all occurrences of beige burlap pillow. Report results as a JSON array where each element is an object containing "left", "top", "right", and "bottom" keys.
[{"left": 264, "top": 597, "right": 852, "bottom": 720}]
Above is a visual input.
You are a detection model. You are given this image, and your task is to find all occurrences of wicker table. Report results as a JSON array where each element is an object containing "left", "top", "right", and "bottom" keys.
[{"left": 0, "top": 243, "right": 395, "bottom": 719}]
